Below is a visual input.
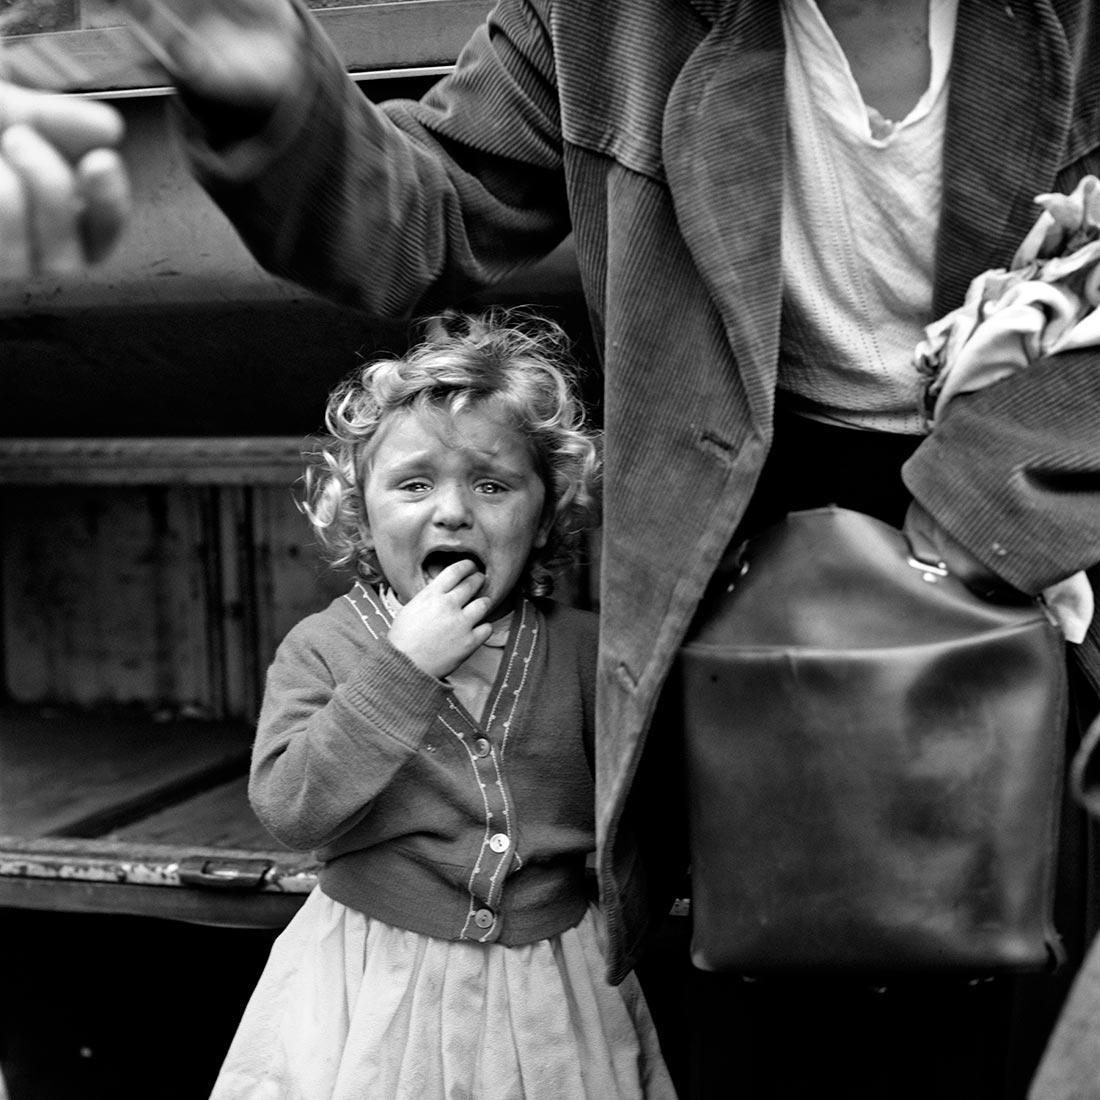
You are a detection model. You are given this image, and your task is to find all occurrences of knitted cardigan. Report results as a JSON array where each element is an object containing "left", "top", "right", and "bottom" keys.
[{"left": 250, "top": 584, "right": 599, "bottom": 946}]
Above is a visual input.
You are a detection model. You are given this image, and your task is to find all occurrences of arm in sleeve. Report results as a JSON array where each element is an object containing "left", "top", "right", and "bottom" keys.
[
  {"left": 180, "top": 0, "right": 569, "bottom": 320},
  {"left": 902, "top": 348, "right": 1100, "bottom": 595},
  {"left": 249, "top": 626, "right": 451, "bottom": 851}
]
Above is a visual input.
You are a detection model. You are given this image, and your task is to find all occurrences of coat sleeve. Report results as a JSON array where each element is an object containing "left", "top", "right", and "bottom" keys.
[
  {"left": 180, "top": 0, "right": 569, "bottom": 321},
  {"left": 902, "top": 348, "right": 1100, "bottom": 596},
  {"left": 249, "top": 622, "right": 451, "bottom": 851}
]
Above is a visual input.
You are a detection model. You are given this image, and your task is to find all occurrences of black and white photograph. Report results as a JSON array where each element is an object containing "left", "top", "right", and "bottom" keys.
[{"left": 0, "top": 1, "right": 1098, "bottom": 1097}]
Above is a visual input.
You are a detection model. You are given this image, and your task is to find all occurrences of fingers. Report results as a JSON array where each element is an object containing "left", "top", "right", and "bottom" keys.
[
  {"left": 440, "top": 567, "right": 492, "bottom": 620},
  {"left": 0, "top": 123, "right": 84, "bottom": 275},
  {"left": 388, "top": 568, "right": 494, "bottom": 679},
  {"left": 463, "top": 596, "right": 494, "bottom": 624},
  {"left": 0, "top": 151, "right": 32, "bottom": 277},
  {"left": 0, "top": 124, "right": 130, "bottom": 276},
  {"left": 416, "top": 560, "right": 492, "bottom": 628},
  {"left": 0, "top": 82, "right": 124, "bottom": 162},
  {"left": 0, "top": 81, "right": 129, "bottom": 274},
  {"left": 434, "top": 559, "right": 486, "bottom": 595},
  {"left": 77, "top": 147, "right": 131, "bottom": 263}
]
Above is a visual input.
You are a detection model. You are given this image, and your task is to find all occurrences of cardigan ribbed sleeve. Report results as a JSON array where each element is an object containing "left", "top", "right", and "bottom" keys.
[{"left": 249, "top": 607, "right": 450, "bottom": 852}]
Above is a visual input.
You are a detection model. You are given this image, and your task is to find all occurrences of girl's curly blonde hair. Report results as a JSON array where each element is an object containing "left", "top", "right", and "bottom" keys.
[{"left": 302, "top": 309, "right": 601, "bottom": 597}]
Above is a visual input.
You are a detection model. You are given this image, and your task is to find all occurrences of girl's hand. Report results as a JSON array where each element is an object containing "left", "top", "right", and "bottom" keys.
[
  {"left": 0, "top": 82, "right": 130, "bottom": 275},
  {"left": 387, "top": 560, "right": 494, "bottom": 680},
  {"left": 107, "top": 0, "right": 305, "bottom": 111}
]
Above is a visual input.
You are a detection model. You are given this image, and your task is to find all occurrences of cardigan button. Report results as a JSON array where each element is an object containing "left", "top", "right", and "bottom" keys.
[
  {"left": 474, "top": 907, "right": 495, "bottom": 929},
  {"left": 473, "top": 737, "right": 492, "bottom": 758},
  {"left": 489, "top": 833, "right": 510, "bottom": 853}
]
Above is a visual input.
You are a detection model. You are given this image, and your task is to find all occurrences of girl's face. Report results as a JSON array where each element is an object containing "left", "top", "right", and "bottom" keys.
[{"left": 361, "top": 404, "right": 550, "bottom": 618}]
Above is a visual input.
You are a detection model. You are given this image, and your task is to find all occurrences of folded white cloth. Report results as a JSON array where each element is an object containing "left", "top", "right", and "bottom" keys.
[{"left": 915, "top": 176, "right": 1100, "bottom": 642}]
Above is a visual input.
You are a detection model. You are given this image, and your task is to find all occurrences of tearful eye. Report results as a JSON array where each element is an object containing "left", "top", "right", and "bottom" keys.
[{"left": 422, "top": 550, "right": 486, "bottom": 580}]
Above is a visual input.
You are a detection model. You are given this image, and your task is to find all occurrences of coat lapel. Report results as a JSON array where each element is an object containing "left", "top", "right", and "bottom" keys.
[
  {"left": 934, "top": 0, "right": 1074, "bottom": 315},
  {"left": 669, "top": 1, "right": 1077, "bottom": 350},
  {"left": 663, "top": 0, "right": 786, "bottom": 429}
]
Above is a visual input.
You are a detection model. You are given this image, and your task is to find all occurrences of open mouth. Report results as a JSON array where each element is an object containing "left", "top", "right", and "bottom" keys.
[{"left": 421, "top": 549, "right": 486, "bottom": 582}]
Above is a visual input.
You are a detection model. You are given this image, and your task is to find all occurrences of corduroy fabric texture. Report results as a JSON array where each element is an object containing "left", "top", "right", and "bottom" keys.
[{"left": 182, "top": 0, "right": 1100, "bottom": 980}]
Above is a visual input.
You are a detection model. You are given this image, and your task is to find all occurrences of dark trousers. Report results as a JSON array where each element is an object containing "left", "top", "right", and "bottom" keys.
[
  {"left": 640, "top": 411, "right": 1099, "bottom": 1100},
  {"left": 737, "top": 408, "right": 922, "bottom": 536}
]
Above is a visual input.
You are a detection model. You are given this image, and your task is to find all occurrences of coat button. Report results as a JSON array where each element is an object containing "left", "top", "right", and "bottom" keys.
[
  {"left": 489, "top": 833, "right": 510, "bottom": 853},
  {"left": 474, "top": 907, "right": 495, "bottom": 929},
  {"left": 473, "top": 738, "right": 491, "bottom": 758}
]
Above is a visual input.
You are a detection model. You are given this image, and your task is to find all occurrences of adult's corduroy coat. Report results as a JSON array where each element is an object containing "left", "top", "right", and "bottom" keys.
[{"left": 186, "top": 0, "right": 1100, "bottom": 983}]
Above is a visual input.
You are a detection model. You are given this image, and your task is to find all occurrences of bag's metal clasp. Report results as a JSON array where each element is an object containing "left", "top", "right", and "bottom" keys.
[{"left": 906, "top": 555, "right": 950, "bottom": 582}]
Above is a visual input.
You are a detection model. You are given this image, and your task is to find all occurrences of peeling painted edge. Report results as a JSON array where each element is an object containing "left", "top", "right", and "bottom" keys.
[{"left": 0, "top": 852, "right": 318, "bottom": 893}]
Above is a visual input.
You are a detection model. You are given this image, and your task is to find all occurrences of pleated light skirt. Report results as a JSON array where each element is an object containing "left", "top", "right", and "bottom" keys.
[{"left": 210, "top": 888, "right": 677, "bottom": 1099}]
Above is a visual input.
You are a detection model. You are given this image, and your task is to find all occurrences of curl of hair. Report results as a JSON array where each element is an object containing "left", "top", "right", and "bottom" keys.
[{"left": 301, "top": 308, "right": 601, "bottom": 597}]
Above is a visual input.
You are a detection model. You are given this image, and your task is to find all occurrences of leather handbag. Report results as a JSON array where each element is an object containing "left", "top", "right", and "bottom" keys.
[{"left": 679, "top": 506, "right": 1068, "bottom": 974}]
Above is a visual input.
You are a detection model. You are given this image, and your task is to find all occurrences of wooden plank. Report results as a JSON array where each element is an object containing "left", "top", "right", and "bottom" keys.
[
  {"left": 1, "top": 1, "right": 489, "bottom": 93},
  {"left": 0, "top": 834, "right": 317, "bottom": 891},
  {"left": 254, "top": 484, "right": 356, "bottom": 654},
  {"left": 0, "top": 437, "right": 314, "bottom": 486},
  {"left": 2, "top": 486, "right": 224, "bottom": 710},
  {"left": 1, "top": 482, "right": 342, "bottom": 717},
  {"left": 106, "top": 775, "right": 277, "bottom": 850},
  {"left": 0, "top": 832, "right": 316, "bottom": 924},
  {"left": 0, "top": 708, "right": 253, "bottom": 837}
]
